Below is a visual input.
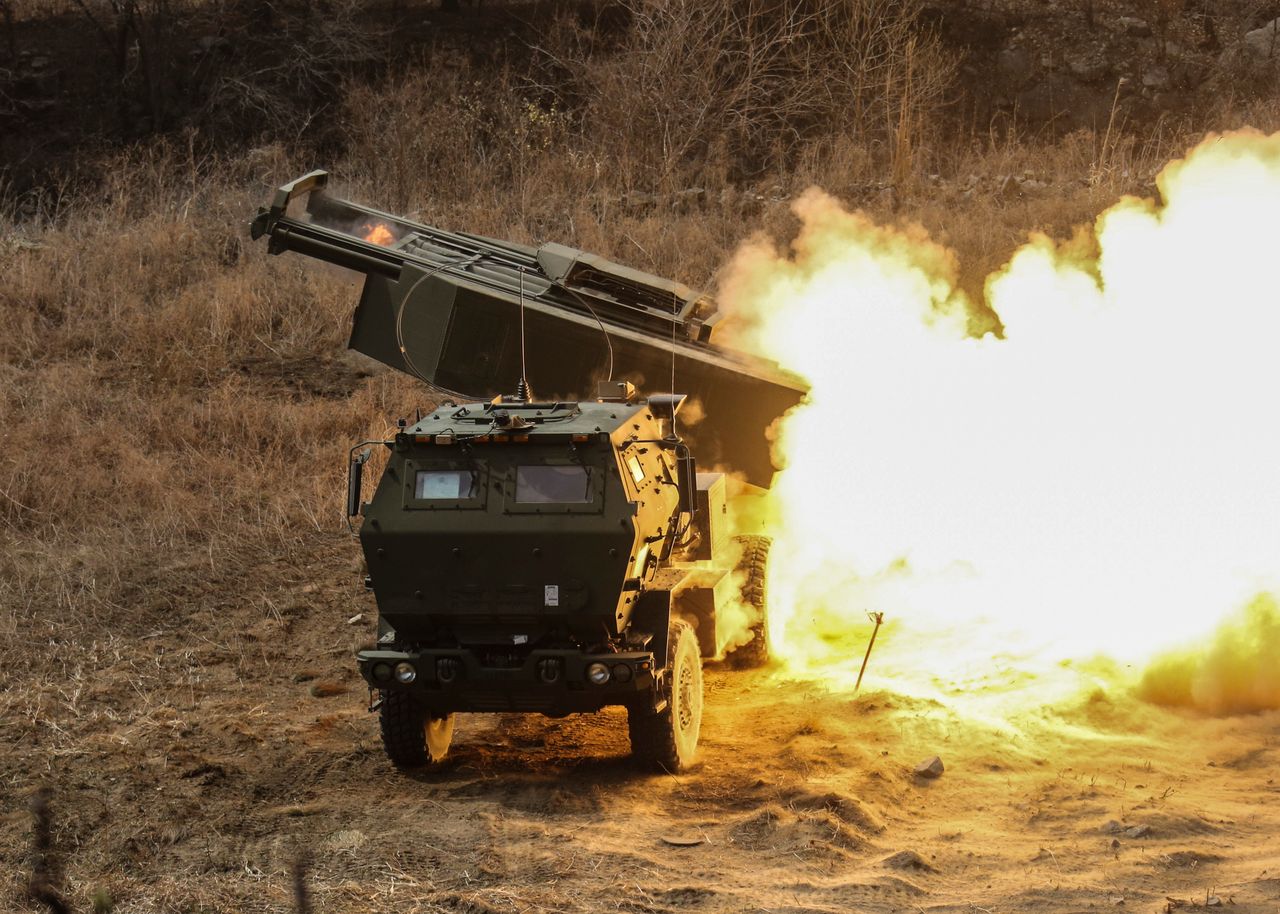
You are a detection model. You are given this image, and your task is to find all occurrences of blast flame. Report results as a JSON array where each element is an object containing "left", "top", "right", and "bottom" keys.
[
  {"left": 722, "top": 130, "right": 1280, "bottom": 710},
  {"left": 361, "top": 221, "right": 396, "bottom": 246}
]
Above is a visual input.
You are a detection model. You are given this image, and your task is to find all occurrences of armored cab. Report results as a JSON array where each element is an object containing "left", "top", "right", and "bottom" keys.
[{"left": 252, "top": 173, "right": 806, "bottom": 770}]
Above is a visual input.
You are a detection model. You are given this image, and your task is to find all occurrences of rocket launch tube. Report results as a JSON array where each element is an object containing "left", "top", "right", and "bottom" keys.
[{"left": 250, "top": 171, "right": 808, "bottom": 487}]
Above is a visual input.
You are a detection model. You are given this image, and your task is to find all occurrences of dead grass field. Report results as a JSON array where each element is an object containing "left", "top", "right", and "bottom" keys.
[{"left": 5, "top": 2, "right": 1280, "bottom": 911}]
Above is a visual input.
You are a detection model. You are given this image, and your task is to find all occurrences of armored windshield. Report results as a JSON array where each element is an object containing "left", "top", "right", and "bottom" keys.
[
  {"left": 415, "top": 469, "right": 478, "bottom": 499},
  {"left": 515, "top": 466, "right": 592, "bottom": 503}
]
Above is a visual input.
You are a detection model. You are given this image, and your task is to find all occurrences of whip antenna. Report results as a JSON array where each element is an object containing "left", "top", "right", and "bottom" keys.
[
  {"left": 670, "top": 290, "right": 679, "bottom": 438},
  {"left": 517, "top": 269, "right": 531, "bottom": 401}
]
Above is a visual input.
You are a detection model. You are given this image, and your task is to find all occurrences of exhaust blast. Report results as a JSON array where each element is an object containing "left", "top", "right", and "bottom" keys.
[{"left": 721, "top": 130, "right": 1280, "bottom": 713}]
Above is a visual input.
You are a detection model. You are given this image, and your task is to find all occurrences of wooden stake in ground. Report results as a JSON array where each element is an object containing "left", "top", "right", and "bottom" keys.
[{"left": 856, "top": 612, "right": 886, "bottom": 692}]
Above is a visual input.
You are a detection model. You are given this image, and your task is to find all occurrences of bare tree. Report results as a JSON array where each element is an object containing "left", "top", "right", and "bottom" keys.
[
  {"left": 550, "top": 0, "right": 953, "bottom": 189},
  {"left": 67, "top": 0, "right": 181, "bottom": 131},
  {"left": 1, "top": 1, "right": 15, "bottom": 61}
]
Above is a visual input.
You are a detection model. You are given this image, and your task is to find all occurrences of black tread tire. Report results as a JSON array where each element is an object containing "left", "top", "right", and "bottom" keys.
[
  {"left": 729, "top": 535, "right": 771, "bottom": 669},
  {"left": 629, "top": 620, "right": 703, "bottom": 771},
  {"left": 379, "top": 690, "right": 455, "bottom": 769}
]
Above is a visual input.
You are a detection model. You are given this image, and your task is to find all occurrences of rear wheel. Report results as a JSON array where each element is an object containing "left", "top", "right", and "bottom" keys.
[
  {"left": 729, "top": 535, "right": 771, "bottom": 668},
  {"left": 379, "top": 690, "right": 455, "bottom": 769},
  {"left": 629, "top": 620, "right": 703, "bottom": 771}
]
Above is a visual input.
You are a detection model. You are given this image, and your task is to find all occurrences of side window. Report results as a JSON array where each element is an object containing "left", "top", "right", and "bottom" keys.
[{"left": 626, "top": 454, "right": 645, "bottom": 485}]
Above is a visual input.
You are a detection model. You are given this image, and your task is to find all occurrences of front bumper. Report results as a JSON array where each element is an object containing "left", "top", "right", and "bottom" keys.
[{"left": 357, "top": 647, "right": 656, "bottom": 715}]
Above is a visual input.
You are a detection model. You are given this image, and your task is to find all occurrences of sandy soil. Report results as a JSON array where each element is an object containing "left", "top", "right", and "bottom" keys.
[{"left": 2, "top": 534, "right": 1277, "bottom": 914}]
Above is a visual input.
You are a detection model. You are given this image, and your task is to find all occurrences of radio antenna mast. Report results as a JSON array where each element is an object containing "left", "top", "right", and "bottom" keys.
[
  {"left": 516, "top": 269, "right": 532, "bottom": 401},
  {"left": 669, "top": 290, "right": 678, "bottom": 438}
]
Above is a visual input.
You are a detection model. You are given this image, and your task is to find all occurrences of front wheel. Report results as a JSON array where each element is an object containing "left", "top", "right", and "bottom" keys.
[
  {"left": 629, "top": 620, "right": 703, "bottom": 771},
  {"left": 379, "top": 690, "right": 455, "bottom": 769}
]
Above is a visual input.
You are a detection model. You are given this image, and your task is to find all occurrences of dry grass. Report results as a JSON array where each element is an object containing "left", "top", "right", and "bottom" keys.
[
  {"left": 5, "top": 3, "right": 1280, "bottom": 910},
  {"left": 0, "top": 142, "right": 424, "bottom": 653}
]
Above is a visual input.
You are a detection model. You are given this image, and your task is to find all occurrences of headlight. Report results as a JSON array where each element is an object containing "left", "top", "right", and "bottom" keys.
[
  {"left": 394, "top": 661, "right": 417, "bottom": 683},
  {"left": 371, "top": 661, "right": 393, "bottom": 683},
  {"left": 586, "top": 662, "right": 611, "bottom": 685},
  {"left": 612, "top": 663, "right": 634, "bottom": 683}
]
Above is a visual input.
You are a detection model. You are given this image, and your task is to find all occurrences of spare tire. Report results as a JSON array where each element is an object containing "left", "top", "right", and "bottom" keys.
[{"left": 729, "top": 534, "right": 771, "bottom": 669}]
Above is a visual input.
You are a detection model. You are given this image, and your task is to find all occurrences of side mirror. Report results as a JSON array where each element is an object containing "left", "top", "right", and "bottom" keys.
[
  {"left": 675, "top": 444, "right": 698, "bottom": 519},
  {"left": 347, "top": 451, "right": 369, "bottom": 518}
]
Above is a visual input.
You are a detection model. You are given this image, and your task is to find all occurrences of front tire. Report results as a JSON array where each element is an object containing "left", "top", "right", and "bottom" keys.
[
  {"left": 379, "top": 690, "right": 455, "bottom": 769},
  {"left": 629, "top": 620, "right": 703, "bottom": 771}
]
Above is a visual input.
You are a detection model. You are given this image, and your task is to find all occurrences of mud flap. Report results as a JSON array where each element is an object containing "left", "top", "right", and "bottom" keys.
[{"left": 630, "top": 589, "right": 672, "bottom": 707}]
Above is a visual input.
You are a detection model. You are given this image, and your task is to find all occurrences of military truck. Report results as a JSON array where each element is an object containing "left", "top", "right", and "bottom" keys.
[{"left": 251, "top": 172, "right": 806, "bottom": 770}]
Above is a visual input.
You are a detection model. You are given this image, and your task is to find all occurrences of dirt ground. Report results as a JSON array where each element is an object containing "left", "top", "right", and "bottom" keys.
[{"left": 2, "top": 533, "right": 1277, "bottom": 914}]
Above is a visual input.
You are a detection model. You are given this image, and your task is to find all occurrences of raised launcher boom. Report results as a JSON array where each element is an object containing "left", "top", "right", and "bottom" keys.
[{"left": 250, "top": 171, "right": 807, "bottom": 486}]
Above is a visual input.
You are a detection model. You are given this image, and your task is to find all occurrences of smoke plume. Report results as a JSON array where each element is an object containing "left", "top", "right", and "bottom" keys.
[{"left": 719, "top": 131, "right": 1280, "bottom": 710}]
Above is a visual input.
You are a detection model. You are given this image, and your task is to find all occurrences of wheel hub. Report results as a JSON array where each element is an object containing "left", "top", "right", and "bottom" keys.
[{"left": 677, "top": 661, "right": 695, "bottom": 731}]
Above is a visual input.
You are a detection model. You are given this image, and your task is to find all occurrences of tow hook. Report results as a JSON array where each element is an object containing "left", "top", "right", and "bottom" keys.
[{"left": 367, "top": 689, "right": 384, "bottom": 713}]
